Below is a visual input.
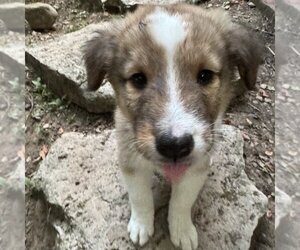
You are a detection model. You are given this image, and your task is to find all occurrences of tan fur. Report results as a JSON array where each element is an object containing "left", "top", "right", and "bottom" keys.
[
  {"left": 84, "top": 3, "right": 263, "bottom": 162},
  {"left": 137, "top": 122, "right": 155, "bottom": 152}
]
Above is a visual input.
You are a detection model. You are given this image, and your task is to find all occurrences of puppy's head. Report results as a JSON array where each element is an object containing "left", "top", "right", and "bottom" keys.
[{"left": 84, "top": 4, "right": 263, "bottom": 169}]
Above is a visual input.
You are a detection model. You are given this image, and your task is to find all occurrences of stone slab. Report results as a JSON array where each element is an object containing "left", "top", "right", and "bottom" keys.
[
  {"left": 26, "top": 24, "right": 115, "bottom": 113},
  {"left": 33, "top": 125, "right": 267, "bottom": 249},
  {"left": 0, "top": 3, "right": 24, "bottom": 31},
  {"left": 0, "top": 44, "right": 25, "bottom": 80}
]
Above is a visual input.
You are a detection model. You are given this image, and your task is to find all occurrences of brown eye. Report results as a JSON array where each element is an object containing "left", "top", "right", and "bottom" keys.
[
  {"left": 197, "top": 70, "right": 214, "bottom": 85},
  {"left": 129, "top": 73, "right": 147, "bottom": 89}
]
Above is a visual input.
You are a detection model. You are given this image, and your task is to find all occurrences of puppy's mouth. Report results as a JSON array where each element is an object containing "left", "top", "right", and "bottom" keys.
[
  {"left": 135, "top": 124, "right": 214, "bottom": 182},
  {"left": 157, "top": 156, "right": 193, "bottom": 182},
  {"left": 162, "top": 162, "right": 190, "bottom": 182}
]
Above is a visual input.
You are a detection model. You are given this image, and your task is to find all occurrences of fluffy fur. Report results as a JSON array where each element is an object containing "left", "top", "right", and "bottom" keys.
[{"left": 84, "top": 4, "right": 262, "bottom": 250}]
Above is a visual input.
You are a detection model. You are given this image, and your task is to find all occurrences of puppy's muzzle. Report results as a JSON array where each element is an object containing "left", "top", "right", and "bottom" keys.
[{"left": 155, "top": 132, "right": 194, "bottom": 161}]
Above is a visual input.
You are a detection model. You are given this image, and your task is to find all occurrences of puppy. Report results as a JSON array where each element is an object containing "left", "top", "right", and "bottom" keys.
[{"left": 84, "top": 4, "right": 262, "bottom": 250}]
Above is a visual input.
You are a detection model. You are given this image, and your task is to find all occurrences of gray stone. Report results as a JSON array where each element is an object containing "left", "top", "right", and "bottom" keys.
[
  {"left": 275, "top": 186, "right": 292, "bottom": 229},
  {"left": 0, "top": 3, "right": 25, "bottom": 31},
  {"left": 26, "top": 24, "right": 115, "bottom": 113},
  {"left": 33, "top": 125, "right": 267, "bottom": 249},
  {"left": 0, "top": 44, "right": 25, "bottom": 80},
  {"left": 25, "top": 3, "right": 58, "bottom": 30},
  {"left": 102, "top": 0, "right": 188, "bottom": 13},
  {"left": 247, "top": 1, "right": 256, "bottom": 8}
]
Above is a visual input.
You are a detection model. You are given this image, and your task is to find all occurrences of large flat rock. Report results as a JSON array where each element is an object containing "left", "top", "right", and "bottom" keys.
[
  {"left": 0, "top": 3, "right": 25, "bottom": 31},
  {"left": 0, "top": 44, "right": 25, "bottom": 79},
  {"left": 33, "top": 125, "right": 267, "bottom": 249},
  {"left": 26, "top": 24, "right": 115, "bottom": 113}
]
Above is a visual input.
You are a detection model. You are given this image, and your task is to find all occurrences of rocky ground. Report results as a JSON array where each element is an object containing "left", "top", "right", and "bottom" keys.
[{"left": 22, "top": 0, "right": 280, "bottom": 249}]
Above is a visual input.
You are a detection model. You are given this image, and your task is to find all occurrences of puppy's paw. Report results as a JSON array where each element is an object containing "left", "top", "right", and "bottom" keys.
[
  {"left": 128, "top": 214, "right": 154, "bottom": 246},
  {"left": 169, "top": 218, "right": 198, "bottom": 250}
]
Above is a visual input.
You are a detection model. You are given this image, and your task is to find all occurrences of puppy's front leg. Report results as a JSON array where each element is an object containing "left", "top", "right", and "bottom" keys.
[
  {"left": 169, "top": 168, "right": 209, "bottom": 250},
  {"left": 122, "top": 168, "right": 154, "bottom": 246}
]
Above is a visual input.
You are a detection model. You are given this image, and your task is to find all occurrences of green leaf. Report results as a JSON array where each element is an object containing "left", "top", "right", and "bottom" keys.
[
  {"left": 25, "top": 177, "right": 35, "bottom": 189},
  {"left": 8, "top": 77, "right": 20, "bottom": 92},
  {"left": 32, "top": 77, "right": 45, "bottom": 93}
]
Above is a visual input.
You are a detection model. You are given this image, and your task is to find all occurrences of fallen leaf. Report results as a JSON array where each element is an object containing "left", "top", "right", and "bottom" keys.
[
  {"left": 265, "top": 150, "right": 273, "bottom": 157},
  {"left": 43, "top": 123, "right": 50, "bottom": 129},
  {"left": 260, "top": 89, "right": 268, "bottom": 98},
  {"left": 39, "top": 145, "right": 48, "bottom": 160},
  {"left": 246, "top": 118, "right": 253, "bottom": 126},
  {"left": 260, "top": 83, "right": 267, "bottom": 89},
  {"left": 256, "top": 95, "right": 263, "bottom": 101},
  {"left": 265, "top": 98, "right": 272, "bottom": 103},
  {"left": 243, "top": 133, "right": 250, "bottom": 141},
  {"left": 58, "top": 127, "right": 64, "bottom": 135}
]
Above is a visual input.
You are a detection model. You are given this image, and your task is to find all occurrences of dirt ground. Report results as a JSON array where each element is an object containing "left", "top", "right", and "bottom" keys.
[{"left": 24, "top": 0, "right": 276, "bottom": 249}]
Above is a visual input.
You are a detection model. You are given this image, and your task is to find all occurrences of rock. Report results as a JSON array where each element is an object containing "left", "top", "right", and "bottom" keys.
[
  {"left": 102, "top": 0, "right": 187, "bottom": 13},
  {"left": 26, "top": 24, "right": 115, "bottom": 113},
  {"left": 0, "top": 44, "right": 25, "bottom": 81},
  {"left": 275, "top": 186, "right": 292, "bottom": 229},
  {"left": 33, "top": 125, "right": 267, "bottom": 249},
  {"left": 0, "top": 3, "right": 25, "bottom": 31},
  {"left": 25, "top": 3, "right": 58, "bottom": 30},
  {"left": 248, "top": 1, "right": 256, "bottom": 8},
  {"left": 0, "top": 160, "right": 25, "bottom": 250}
]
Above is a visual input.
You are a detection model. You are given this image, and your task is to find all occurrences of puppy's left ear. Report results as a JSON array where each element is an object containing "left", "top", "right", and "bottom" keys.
[
  {"left": 83, "top": 27, "right": 117, "bottom": 91},
  {"left": 226, "top": 25, "right": 264, "bottom": 90}
]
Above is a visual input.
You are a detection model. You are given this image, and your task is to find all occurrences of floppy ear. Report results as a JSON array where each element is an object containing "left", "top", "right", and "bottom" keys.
[
  {"left": 83, "top": 28, "right": 117, "bottom": 91},
  {"left": 226, "top": 25, "right": 264, "bottom": 90}
]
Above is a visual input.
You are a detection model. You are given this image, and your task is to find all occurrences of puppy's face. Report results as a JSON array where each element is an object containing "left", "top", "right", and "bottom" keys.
[{"left": 84, "top": 4, "right": 262, "bottom": 168}]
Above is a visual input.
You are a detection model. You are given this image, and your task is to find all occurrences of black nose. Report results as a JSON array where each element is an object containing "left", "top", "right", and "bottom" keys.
[{"left": 155, "top": 133, "right": 194, "bottom": 160}]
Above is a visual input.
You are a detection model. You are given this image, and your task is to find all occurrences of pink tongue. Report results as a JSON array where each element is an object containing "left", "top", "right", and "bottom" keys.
[{"left": 163, "top": 163, "right": 188, "bottom": 182}]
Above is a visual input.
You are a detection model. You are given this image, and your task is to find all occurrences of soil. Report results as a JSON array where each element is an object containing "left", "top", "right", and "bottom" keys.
[{"left": 24, "top": 0, "right": 277, "bottom": 249}]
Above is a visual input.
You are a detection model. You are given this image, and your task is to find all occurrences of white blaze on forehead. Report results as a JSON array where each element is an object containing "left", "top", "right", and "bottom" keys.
[
  {"left": 147, "top": 8, "right": 187, "bottom": 59},
  {"left": 147, "top": 8, "right": 207, "bottom": 150}
]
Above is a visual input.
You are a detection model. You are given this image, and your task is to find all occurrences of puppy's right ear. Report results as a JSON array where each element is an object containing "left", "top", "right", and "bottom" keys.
[
  {"left": 226, "top": 24, "right": 264, "bottom": 90},
  {"left": 83, "top": 28, "right": 117, "bottom": 91}
]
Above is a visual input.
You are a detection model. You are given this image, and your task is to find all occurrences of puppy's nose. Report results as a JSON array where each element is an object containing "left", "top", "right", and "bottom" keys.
[{"left": 156, "top": 133, "right": 194, "bottom": 160}]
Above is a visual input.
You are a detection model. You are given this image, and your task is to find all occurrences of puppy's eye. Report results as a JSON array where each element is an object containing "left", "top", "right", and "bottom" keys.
[
  {"left": 129, "top": 73, "right": 147, "bottom": 89},
  {"left": 197, "top": 70, "right": 214, "bottom": 85}
]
